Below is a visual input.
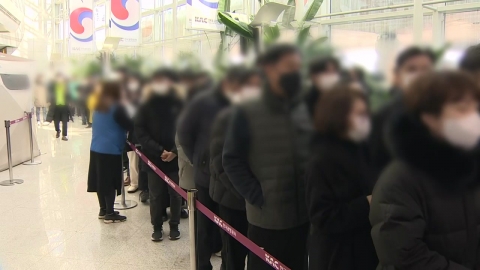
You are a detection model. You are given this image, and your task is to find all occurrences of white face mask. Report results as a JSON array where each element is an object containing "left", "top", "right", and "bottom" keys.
[
  {"left": 401, "top": 72, "right": 418, "bottom": 89},
  {"left": 151, "top": 83, "right": 170, "bottom": 95},
  {"left": 348, "top": 116, "right": 371, "bottom": 142},
  {"left": 241, "top": 87, "right": 261, "bottom": 101},
  {"left": 226, "top": 92, "right": 243, "bottom": 104},
  {"left": 442, "top": 113, "right": 480, "bottom": 150},
  {"left": 128, "top": 82, "right": 139, "bottom": 92},
  {"left": 317, "top": 74, "right": 340, "bottom": 91}
]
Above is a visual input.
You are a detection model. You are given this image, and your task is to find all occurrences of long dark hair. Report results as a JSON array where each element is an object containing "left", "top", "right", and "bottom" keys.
[{"left": 95, "top": 81, "right": 121, "bottom": 112}]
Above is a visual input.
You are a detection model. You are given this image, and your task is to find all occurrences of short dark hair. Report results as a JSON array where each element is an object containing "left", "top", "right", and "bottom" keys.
[
  {"left": 315, "top": 86, "right": 368, "bottom": 136},
  {"left": 260, "top": 44, "right": 300, "bottom": 66},
  {"left": 224, "top": 66, "right": 248, "bottom": 84},
  {"left": 151, "top": 68, "right": 179, "bottom": 82},
  {"left": 460, "top": 44, "right": 480, "bottom": 72},
  {"left": 405, "top": 71, "right": 480, "bottom": 116},
  {"left": 309, "top": 57, "right": 340, "bottom": 75},
  {"left": 395, "top": 46, "right": 435, "bottom": 70}
]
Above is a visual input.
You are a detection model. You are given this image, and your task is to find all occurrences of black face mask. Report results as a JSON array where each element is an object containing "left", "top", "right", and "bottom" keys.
[{"left": 279, "top": 71, "right": 302, "bottom": 98}]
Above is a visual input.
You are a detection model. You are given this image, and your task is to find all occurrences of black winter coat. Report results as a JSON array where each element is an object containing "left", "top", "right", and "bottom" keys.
[
  {"left": 177, "top": 87, "right": 230, "bottom": 188},
  {"left": 209, "top": 107, "right": 245, "bottom": 211},
  {"left": 305, "top": 135, "right": 378, "bottom": 270},
  {"left": 135, "top": 92, "right": 182, "bottom": 174},
  {"left": 370, "top": 113, "right": 480, "bottom": 270},
  {"left": 368, "top": 90, "right": 403, "bottom": 181}
]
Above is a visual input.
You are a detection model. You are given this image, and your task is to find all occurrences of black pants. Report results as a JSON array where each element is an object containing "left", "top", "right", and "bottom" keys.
[
  {"left": 147, "top": 171, "right": 181, "bottom": 229},
  {"left": 247, "top": 223, "right": 309, "bottom": 270},
  {"left": 219, "top": 205, "right": 248, "bottom": 270},
  {"left": 139, "top": 170, "right": 148, "bottom": 191},
  {"left": 54, "top": 105, "right": 69, "bottom": 136},
  {"left": 196, "top": 185, "right": 223, "bottom": 270},
  {"left": 96, "top": 189, "right": 116, "bottom": 214}
]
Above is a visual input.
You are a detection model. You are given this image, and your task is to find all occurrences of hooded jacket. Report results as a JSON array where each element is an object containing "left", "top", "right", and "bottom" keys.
[{"left": 370, "top": 112, "right": 480, "bottom": 270}]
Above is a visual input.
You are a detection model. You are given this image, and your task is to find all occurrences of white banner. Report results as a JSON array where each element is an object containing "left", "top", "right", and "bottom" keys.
[
  {"left": 186, "top": 0, "right": 224, "bottom": 32},
  {"left": 69, "top": 0, "right": 94, "bottom": 54},
  {"left": 109, "top": 0, "right": 140, "bottom": 46}
]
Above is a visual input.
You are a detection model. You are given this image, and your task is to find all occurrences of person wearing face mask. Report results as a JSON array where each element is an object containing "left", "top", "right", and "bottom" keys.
[
  {"left": 370, "top": 71, "right": 480, "bottom": 269},
  {"left": 305, "top": 87, "right": 378, "bottom": 270},
  {"left": 369, "top": 47, "right": 435, "bottom": 181},
  {"left": 223, "top": 44, "right": 313, "bottom": 270},
  {"left": 135, "top": 69, "right": 183, "bottom": 242},
  {"left": 305, "top": 57, "right": 341, "bottom": 116},
  {"left": 46, "top": 72, "right": 72, "bottom": 141},
  {"left": 209, "top": 68, "right": 261, "bottom": 270},
  {"left": 178, "top": 66, "right": 248, "bottom": 270},
  {"left": 122, "top": 72, "right": 144, "bottom": 193}
]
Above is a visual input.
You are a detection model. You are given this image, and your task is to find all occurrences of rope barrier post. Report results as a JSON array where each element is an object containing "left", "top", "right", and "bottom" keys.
[
  {"left": 114, "top": 154, "right": 138, "bottom": 210},
  {"left": 187, "top": 189, "right": 198, "bottom": 270},
  {"left": 0, "top": 120, "right": 24, "bottom": 186},
  {"left": 23, "top": 112, "right": 41, "bottom": 165}
]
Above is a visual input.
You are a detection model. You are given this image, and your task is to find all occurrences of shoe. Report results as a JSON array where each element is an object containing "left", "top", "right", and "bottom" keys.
[
  {"left": 82, "top": 123, "right": 86, "bottom": 126},
  {"left": 123, "top": 177, "right": 130, "bottom": 186},
  {"left": 43, "top": 122, "right": 50, "bottom": 126},
  {"left": 127, "top": 185, "right": 138, "bottom": 193},
  {"left": 169, "top": 226, "right": 181, "bottom": 240},
  {"left": 62, "top": 136, "right": 68, "bottom": 141},
  {"left": 37, "top": 122, "right": 41, "bottom": 126},
  {"left": 181, "top": 209, "right": 189, "bottom": 219},
  {"left": 98, "top": 210, "right": 119, "bottom": 219},
  {"left": 56, "top": 131, "right": 60, "bottom": 138},
  {"left": 139, "top": 190, "right": 149, "bottom": 203},
  {"left": 103, "top": 213, "right": 127, "bottom": 223},
  {"left": 86, "top": 124, "right": 92, "bottom": 128},
  {"left": 151, "top": 228, "right": 163, "bottom": 241}
]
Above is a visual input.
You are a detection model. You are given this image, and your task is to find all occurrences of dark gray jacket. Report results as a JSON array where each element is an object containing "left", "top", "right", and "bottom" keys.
[
  {"left": 209, "top": 108, "right": 245, "bottom": 211},
  {"left": 223, "top": 88, "right": 313, "bottom": 230},
  {"left": 177, "top": 87, "right": 230, "bottom": 188}
]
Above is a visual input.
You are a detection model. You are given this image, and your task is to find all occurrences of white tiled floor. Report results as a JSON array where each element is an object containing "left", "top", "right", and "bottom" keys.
[{"left": 0, "top": 120, "right": 221, "bottom": 270}]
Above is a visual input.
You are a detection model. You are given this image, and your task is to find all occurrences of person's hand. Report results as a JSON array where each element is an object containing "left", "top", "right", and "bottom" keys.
[
  {"left": 161, "top": 151, "right": 177, "bottom": 162},
  {"left": 366, "top": 195, "right": 372, "bottom": 205}
]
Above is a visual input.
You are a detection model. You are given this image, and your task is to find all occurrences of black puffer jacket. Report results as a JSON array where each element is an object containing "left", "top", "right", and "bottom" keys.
[
  {"left": 306, "top": 135, "right": 377, "bottom": 270},
  {"left": 370, "top": 113, "right": 480, "bottom": 270},
  {"left": 209, "top": 107, "right": 245, "bottom": 211},
  {"left": 177, "top": 87, "right": 230, "bottom": 188},
  {"left": 135, "top": 91, "right": 183, "bottom": 174}
]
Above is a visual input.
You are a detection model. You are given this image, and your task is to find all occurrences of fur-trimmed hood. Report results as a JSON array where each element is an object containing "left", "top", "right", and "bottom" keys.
[{"left": 387, "top": 112, "right": 477, "bottom": 183}]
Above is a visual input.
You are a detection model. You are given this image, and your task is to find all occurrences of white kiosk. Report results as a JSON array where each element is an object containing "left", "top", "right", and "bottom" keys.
[{"left": 0, "top": 54, "right": 39, "bottom": 171}]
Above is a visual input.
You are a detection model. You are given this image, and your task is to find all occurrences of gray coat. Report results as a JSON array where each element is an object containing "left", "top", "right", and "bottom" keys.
[
  {"left": 223, "top": 88, "right": 313, "bottom": 230},
  {"left": 175, "top": 133, "right": 195, "bottom": 190}
]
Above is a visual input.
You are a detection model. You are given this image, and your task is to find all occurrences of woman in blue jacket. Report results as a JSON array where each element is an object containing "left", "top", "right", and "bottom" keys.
[{"left": 87, "top": 81, "right": 133, "bottom": 223}]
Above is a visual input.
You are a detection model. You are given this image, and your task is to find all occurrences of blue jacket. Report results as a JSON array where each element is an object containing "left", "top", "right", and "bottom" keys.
[{"left": 91, "top": 105, "right": 132, "bottom": 155}]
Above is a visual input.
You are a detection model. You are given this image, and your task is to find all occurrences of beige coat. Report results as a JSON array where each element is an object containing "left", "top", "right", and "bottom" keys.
[
  {"left": 34, "top": 85, "right": 48, "bottom": 107},
  {"left": 175, "top": 133, "right": 195, "bottom": 190}
]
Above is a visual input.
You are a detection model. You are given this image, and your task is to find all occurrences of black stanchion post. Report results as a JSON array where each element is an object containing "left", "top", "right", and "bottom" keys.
[
  {"left": 0, "top": 120, "right": 24, "bottom": 186},
  {"left": 23, "top": 112, "right": 41, "bottom": 165},
  {"left": 187, "top": 189, "right": 198, "bottom": 270}
]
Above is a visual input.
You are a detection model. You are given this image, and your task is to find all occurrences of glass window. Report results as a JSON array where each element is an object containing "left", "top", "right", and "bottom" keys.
[
  {"left": 164, "top": 0, "right": 174, "bottom": 6},
  {"left": 1, "top": 74, "right": 30, "bottom": 91},
  {"left": 141, "top": 0, "right": 155, "bottom": 10},
  {"left": 58, "top": 20, "right": 64, "bottom": 39},
  {"left": 141, "top": 15, "right": 154, "bottom": 43},
  {"left": 164, "top": 8, "right": 173, "bottom": 40},
  {"left": 156, "top": 12, "right": 163, "bottom": 41},
  {"left": 176, "top": 5, "right": 187, "bottom": 37}
]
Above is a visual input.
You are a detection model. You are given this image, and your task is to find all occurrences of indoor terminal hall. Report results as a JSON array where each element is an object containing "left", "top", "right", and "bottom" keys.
[{"left": 1, "top": 0, "right": 480, "bottom": 270}]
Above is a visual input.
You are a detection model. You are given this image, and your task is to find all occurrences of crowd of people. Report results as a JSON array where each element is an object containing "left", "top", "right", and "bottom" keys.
[{"left": 82, "top": 43, "right": 480, "bottom": 270}]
